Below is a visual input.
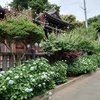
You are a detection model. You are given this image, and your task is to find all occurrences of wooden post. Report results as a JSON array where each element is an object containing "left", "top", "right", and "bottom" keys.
[
  {"left": 2, "top": 56, "right": 7, "bottom": 70},
  {"left": 9, "top": 55, "right": 14, "bottom": 68}
]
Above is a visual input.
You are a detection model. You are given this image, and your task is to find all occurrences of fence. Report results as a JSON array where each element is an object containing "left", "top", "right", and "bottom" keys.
[
  {"left": 0, "top": 51, "right": 64, "bottom": 71},
  {"left": 0, "top": 52, "right": 44, "bottom": 71}
]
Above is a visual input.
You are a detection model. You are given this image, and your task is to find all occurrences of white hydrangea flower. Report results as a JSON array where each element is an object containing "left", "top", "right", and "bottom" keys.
[
  {"left": 50, "top": 71, "right": 54, "bottom": 75},
  {"left": 25, "top": 88, "right": 30, "bottom": 92},
  {"left": 8, "top": 70, "right": 13, "bottom": 73},
  {"left": 41, "top": 62, "right": 43, "bottom": 65},
  {"left": 38, "top": 84, "right": 42, "bottom": 87},
  {"left": 8, "top": 80, "right": 14, "bottom": 84},
  {"left": 30, "top": 67, "right": 34, "bottom": 71},
  {"left": 25, "top": 88, "right": 33, "bottom": 92},
  {"left": 6, "top": 77, "right": 10, "bottom": 80},
  {"left": 20, "top": 73, "right": 23, "bottom": 75},
  {"left": 43, "top": 83, "right": 45, "bottom": 85},
  {"left": 41, "top": 74, "right": 47, "bottom": 79},
  {"left": 49, "top": 92, "right": 52, "bottom": 95},
  {"left": 33, "top": 62, "right": 36, "bottom": 65},
  {"left": 43, "top": 72, "right": 47, "bottom": 75},
  {"left": 15, "top": 75, "right": 19, "bottom": 79},
  {"left": 23, "top": 68, "right": 25, "bottom": 71},
  {"left": 29, "top": 88, "right": 33, "bottom": 92},
  {"left": 31, "top": 79, "right": 35, "bottom": 82},
  {"left": 29, "top": 75, "right": 33, "bottom": 78},
  {"left": 0, "top": 71, "right": 5, "bottom": 74}
]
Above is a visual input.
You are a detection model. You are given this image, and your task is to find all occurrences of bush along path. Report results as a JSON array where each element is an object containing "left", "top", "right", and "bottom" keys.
[
  {"left": 0, "top": 58, "right": 67, "bottom": 100},
  {"left": 0, "top": 55, "right": 99, "bottom": 100}
]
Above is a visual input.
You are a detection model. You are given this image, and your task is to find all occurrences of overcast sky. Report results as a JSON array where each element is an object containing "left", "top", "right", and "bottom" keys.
[{"left": 0, "top": 0, "right": 100, "bottom": 21}]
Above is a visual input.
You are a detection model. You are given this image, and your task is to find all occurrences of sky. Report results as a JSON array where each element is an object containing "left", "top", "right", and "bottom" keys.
[{"left": 0, "top": 0, "right": 100, "bottom": 21}]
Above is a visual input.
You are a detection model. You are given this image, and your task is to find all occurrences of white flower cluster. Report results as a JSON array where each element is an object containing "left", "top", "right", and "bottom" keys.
[
  {"left": 25, "top": 88, "right": 33, "bottom": 92},
  {"left": 6, "top": 77, "right": 10, "bottom": 80},
  {"left": 43, "top": 83, "right": 45, "bottom": 85},
  {"left": 0, "top": 71, "right": 5, "bottom": 74},
  {"left": 33, "top": 62, "right": 36, "bottom": 65},
  {"left": 15, "top": 75, "right": 19, "bottom": 79},
  {"left": 41, "top": 62, "right": 43, "bottom": 65},
  {"left": 8, "top": 70, "right": 13, "bottom": 73},
  {"left": 41, "top": 74, "right": 47, "bottom": 79},
  {"left": 8, "top": 80, "right": 14, "bottom": 84},
  {"left": 49, "top": 92, "right": 52, "bottom": 95},
  {"left": 50, "top": 71, "right": 54, "bottom": 75},
  {"left": 29, "top": 75, "right": 33, "bottom": 78},
  {"left": 30, "top": 67, "right": 34, "bottom": 71},
  {"left": 38, "top": 84, "right": 42, "bottom": 87},
  {"left": 31, "top": 78, "right": 35, "bottom": 82}
]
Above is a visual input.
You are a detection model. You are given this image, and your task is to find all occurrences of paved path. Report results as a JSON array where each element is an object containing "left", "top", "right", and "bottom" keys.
[{"left": 51, "top": 69, "right": 100, "bottom": 100}]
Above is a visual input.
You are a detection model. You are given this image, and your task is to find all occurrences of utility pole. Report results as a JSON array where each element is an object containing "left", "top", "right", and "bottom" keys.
[{"left": 83, "top": 0, "right": 88, "bottom": 28}]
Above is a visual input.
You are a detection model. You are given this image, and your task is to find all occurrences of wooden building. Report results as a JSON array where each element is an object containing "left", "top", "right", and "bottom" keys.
[
  {"left": 0, "top": 7, "right": 70, "bottom": 53},
  {"left": 33, "top": 7, "right": 70, "bottom": 36}
]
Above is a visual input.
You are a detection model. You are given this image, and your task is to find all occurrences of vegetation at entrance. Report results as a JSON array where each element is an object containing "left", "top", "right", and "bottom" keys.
[
  {"left": 41, "top": 27, "right": 100, "bottom": 56},
  {"left": 0, "top": 0, "right": 100, "bottom": 99},
  {"left": 67, "top": 55, "right": 98, "bottom": 76},
  {"left": 0, "top": 15, "right": 45, "bottom": 65},
  {"left": 0, "top": 58, "right": 68, "bottom": 100}
]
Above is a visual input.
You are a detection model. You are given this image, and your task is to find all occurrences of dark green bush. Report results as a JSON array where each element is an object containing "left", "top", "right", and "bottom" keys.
[
  {"left": 92, "top": 54, "right": 100, "bottom": 68},
  {"left": 0, "top": 58, "right": 55, "bottom": 100},
  {"left": 67, "top": 55, "right": 98, "bottom": 76},
  {"left": 52, "top": 61, "right": 68, "bottom": 85}
]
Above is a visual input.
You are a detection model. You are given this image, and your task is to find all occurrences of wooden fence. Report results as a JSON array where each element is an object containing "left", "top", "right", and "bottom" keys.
[
  {"left": 0, "top": 51, "right": 64, "bottom": 71},
  {"left": 0, "top": 52, "right": 44, "bottom": 71}
]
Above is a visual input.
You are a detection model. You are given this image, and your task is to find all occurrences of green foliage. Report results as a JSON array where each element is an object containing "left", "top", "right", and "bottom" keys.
[
  {"left": 52, "top": 61, "right": 68, "bottom": 85},
  {"left": 60, "top": 14, "right": 83, "bottom": 31},
  {"left": 41, "top": 33, "right": 62, "bottom": 55},
  {"left": 0, "top": 22, "right": 8, "bottom": 42},
  {"left": 67, "top": 55, "right": 98, "bottom": 76},
  {"left": 41, "top": 27, "right": 100, "bottom": 55},
  {"left": 71, "top": 27, "right": 98, "bottom": 40},
  {"left": 1, "top": 16, "right": 44, "bottom": 45},
  {"left": 88, "top": 15, "right": 100, "bottom": 32},
  {"left": 9, "top": 0, "right": 28, "bottom": 10},
  {"left": 93, "top": 53, "right": 100, "bottom": 68},
  {"left": 10, "top": 0, "right": 60, "bottom": 17},
  {"left": 0, "top": 58, "right": 55, "bottom": 100}
]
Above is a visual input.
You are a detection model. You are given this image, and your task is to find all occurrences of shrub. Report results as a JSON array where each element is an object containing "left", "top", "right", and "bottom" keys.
[
  {"left": 67, "top": 55, "right": 98, "bottom": 76},
  {"left": 0, "top": 58, "right": 55, "bottom": 100},
  {"left": 52, "top": 61, "right": 68, "bottom": 85},
  {"left": 92, "top": 53, "right": 100, "bottom": 68}
]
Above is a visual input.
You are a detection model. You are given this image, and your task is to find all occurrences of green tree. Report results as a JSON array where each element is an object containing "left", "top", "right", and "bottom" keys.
[
  {"left": 9, "top": 0, "right": 60, "bottom": 17},
  {"left": 88, "top": 15, "right": 100, "bottom": 32},
  {"left": 9, "top": 0, "right": 28, "bottom": 10},
  {"left": 0, "top": 15, "right": 45, "bottom": 65},
  {"left": 60, "top": 14, "right": 83, "bottom": 31}
]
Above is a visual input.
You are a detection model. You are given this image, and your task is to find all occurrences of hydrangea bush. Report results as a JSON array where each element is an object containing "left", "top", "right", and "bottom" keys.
[
  {"left": 67, "top": 55, "right": 98, "bottom": 76},
  {"left": 0, "top": 58, "right": 56, "bottom": 100},
  {"left": 52, "top": 61, "right": 68, "bottom": 85}
]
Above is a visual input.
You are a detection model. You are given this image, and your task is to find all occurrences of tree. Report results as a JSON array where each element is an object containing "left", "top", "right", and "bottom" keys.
[
  {"left": 0, "top": 15, "right": 45, "bottom": 65},
  {"left": 9, "top": 0, "right": 28, "bottom": 10},
  {"left": 88, "top": 15, "right": 100, "bottom": 33},
  {"left": 9, "top": 0, "right": 60, "bottom": 17},
  {"left": 60, "top": 14, "right": 83, "bottom": 31}
]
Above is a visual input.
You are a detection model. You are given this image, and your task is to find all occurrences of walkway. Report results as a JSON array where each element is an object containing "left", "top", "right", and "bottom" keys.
[{"left": 51, "top": 69, "right": 100, "bottom": 100}]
